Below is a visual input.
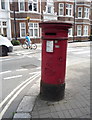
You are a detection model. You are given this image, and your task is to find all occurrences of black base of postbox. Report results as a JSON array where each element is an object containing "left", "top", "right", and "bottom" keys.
[{"left": 40, "top": 81, "right": 65, "bottom": 101}]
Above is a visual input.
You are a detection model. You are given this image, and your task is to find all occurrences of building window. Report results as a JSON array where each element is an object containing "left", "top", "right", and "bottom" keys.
[
  {"left": 2, "top": 21, "right": 7, "bottom": 26},
  {"left": 19, "top": 0, "right": 25, "bottom": 11},
  {"left": 66, "top": 4, "right": 73, "bottom": 16},
  {"left": 3, "top": 22, "right": 7, "bottom": 36},
  {"left": 1, "top": 0, "right": 5, "bottom": 9},
  {"left": 59, "top": 3, "right": 64, "bottom": 16},
  {"left": 47, "top": 6, "right": 52, "bottom": 13},
  {"left": 84, "top": 25, "right": 88, "bottom": 36},
  {"left": 68, "top": 28, "right": 73, "bottom": 37},
  {"left": 29, "top": 23, "right": 33, "bottom": 36},
  {"left": 20, "top": 23, "right": 26, "bottom": 37},
  {"left": 0, "top": 22, "right": 1, "bottom": 35},
  {"left": 0, "top": 28, "right": 1, "bottom": 34},
  {"left": 78, "top": 7, "right": 82, "bottom": 18},
  {"left": 29, "top": 23, "right": 39, "bottom": 37},
  {"left": 84, "top": 8, "right": 89, "bottom": 18},
  {"left": 3, "top": 28, "right": 7, "bottom": 36},
  {"left": 0, "top": 21, "right": 7, "bottom": 36},
  {"left": 46, "top": 0, "right": 54, "bottom": 14},
  {"left": 77, "top": 25, "right": 82, "bottom": 36},
  {"left": 28, "top": 0, "right": 37, "bottom": 12}
]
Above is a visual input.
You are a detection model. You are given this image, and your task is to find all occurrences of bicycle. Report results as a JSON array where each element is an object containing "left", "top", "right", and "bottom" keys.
[{"left": 21, "top": 41, "right": 37, "bottom": 50}]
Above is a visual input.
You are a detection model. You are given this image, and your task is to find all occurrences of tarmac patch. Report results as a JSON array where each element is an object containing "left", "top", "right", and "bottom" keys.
[{"left": 21, "top": 64, "right": 37, "bottom": 69}]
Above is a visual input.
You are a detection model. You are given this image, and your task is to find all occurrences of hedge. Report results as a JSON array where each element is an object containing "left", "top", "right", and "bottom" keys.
[{"left": 11, "top": 40, "right": 20, "bottom": 46}]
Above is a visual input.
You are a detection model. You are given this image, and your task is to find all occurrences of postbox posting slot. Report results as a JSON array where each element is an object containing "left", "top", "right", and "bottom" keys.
[{"left": 45, "top": 33, "right": 56, "bottom": 35}]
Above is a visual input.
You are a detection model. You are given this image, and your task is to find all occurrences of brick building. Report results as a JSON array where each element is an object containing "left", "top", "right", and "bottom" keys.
[
  {"left": 10, "top": 0, "right": 42, "bottom": 43},
  {"left": 55, "top": 0, "right": 91, "bottom": 42},
  {"left": 0, "top": 0, "right": 91, "bottom": 43}
]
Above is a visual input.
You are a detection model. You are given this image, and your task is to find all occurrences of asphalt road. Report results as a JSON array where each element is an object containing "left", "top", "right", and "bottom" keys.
[
  {"left": 0, "top": 48, "right": 41, "bottom": 119},
  {"left": 0, "top": 42, "right": 90, "bottom": 119}
]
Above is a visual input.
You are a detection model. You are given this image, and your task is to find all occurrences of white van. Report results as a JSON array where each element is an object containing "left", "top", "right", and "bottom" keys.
[{"left": 0, "top": 35, "right": 13, "bottom": 56}]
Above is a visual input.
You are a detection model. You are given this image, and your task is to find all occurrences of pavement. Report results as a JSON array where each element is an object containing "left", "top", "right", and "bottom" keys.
[{"left": 12, "top": 41, "right": 91, "bottom": 119}]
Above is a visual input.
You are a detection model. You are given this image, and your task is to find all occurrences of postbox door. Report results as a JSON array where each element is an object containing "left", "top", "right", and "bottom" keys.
[{"left": 41, "top": 39, "right": 67, "bottom": 85}]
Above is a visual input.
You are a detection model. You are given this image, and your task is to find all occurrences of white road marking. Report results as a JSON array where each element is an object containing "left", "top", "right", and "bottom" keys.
[
  {"left": 27, "top": 56, "right": 32, "bottom": 58},
  {"left": 21, "top": 52, "right": 32, "bottom": 55},
  {"left": 0, "top": 56, "right": 25, "bottom": 62},
  {"left": 29, "top": 71, "right": 40, "bottom": 75},
  {"left": 0, "top": 74, "right": 39, "bottom": 109},
  {"left": 67, "top": 48, "right": 84, "bottom": 52},
  {"left": 4, "top": 75, "right": 22, "bottom": 80},
  {"left": 14, "top": 51, "right": 33, "bottom": 55},
  {"left": 36, "top": 67, "right": 41, "bottom": 69},
  {"left": 16, "top": 69, "right": 28, "bottom": 72},
  {"left": 0, "top": 71, "right": 11, "bottom": 75},
  {"left": 0, "top": 73, "right": 40, "bottom": 119},
  {"left": 74, "top": 51, "right": 90, "bottom": 54}
]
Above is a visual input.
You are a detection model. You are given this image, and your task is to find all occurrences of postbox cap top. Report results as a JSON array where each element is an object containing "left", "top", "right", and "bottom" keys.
[
  {"left": 39, "top": 20, "right": 72, "bottom": 29},
  {"left": 40, "top": 20, "right": 72, "bottom": 24}
]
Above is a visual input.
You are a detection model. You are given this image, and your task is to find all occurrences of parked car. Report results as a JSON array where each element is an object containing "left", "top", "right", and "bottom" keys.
[{"left": 0, "top": 35, "right": 13, "bottom": 56}]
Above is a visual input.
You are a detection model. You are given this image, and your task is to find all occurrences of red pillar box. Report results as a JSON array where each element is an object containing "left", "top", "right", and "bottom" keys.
[{"left": 39, "top": 21, "right": 72, "bottom": 101}]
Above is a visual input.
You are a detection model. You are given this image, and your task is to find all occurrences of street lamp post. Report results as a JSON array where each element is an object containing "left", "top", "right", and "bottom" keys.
[
  {"left": 12, "top": 1, "right": 17, "bottom": 40},
  {"left": 73, "top": 0, "right": 76, "bottom": 42}
]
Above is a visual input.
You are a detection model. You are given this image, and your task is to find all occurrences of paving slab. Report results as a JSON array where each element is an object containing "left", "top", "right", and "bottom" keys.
[
  {"left": 17, "top": 96, "right": 36, "bottom": 113},
  {"left": 13, "top": 112, "right": 31, "bottom": 120}
]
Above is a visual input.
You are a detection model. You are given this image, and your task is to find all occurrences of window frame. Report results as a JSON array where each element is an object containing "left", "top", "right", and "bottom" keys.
[
  {"left": 78, "top": 7, "right": 82, "bottom": 18},
  {"left": 19, "top": 0, "right": 25, "bottom": 12},
  {"left": 20, "top": 22, "right": 26, "bottom": 38},
  {"left": 59, "top": 3, "right": 64, "bottom": 16},
  {"left": 1, "top": 0, "right": 5, "bottom": 10},
  {"left": 66, "top": 4, "right": 73, "bottom": 17},
  {"left": 0, "top": 21, "right": 2, "bottom": 35},
  {"left": 77, "top": 25, "right": 82, "bottom": 36},
  {"left": 47, "top": 6, "right": 52, "bottom": 13},
  {"left": 28, "top": 23, "right": 39, "bottom": 38},
  {"left": 84, "top": 7, "right": 89, "bottom": 18},
  {"left": 0, "top": 21, "right": 7, "bottom": 36},
  {"left": 28, "top": 0, "right": 38, "bottom": 12},
  {"left": 68, "top": 28, "right": 73, "bottom": 37},
  {"left": 83, "top": 25, "right": 88, "bottom": 36}
]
